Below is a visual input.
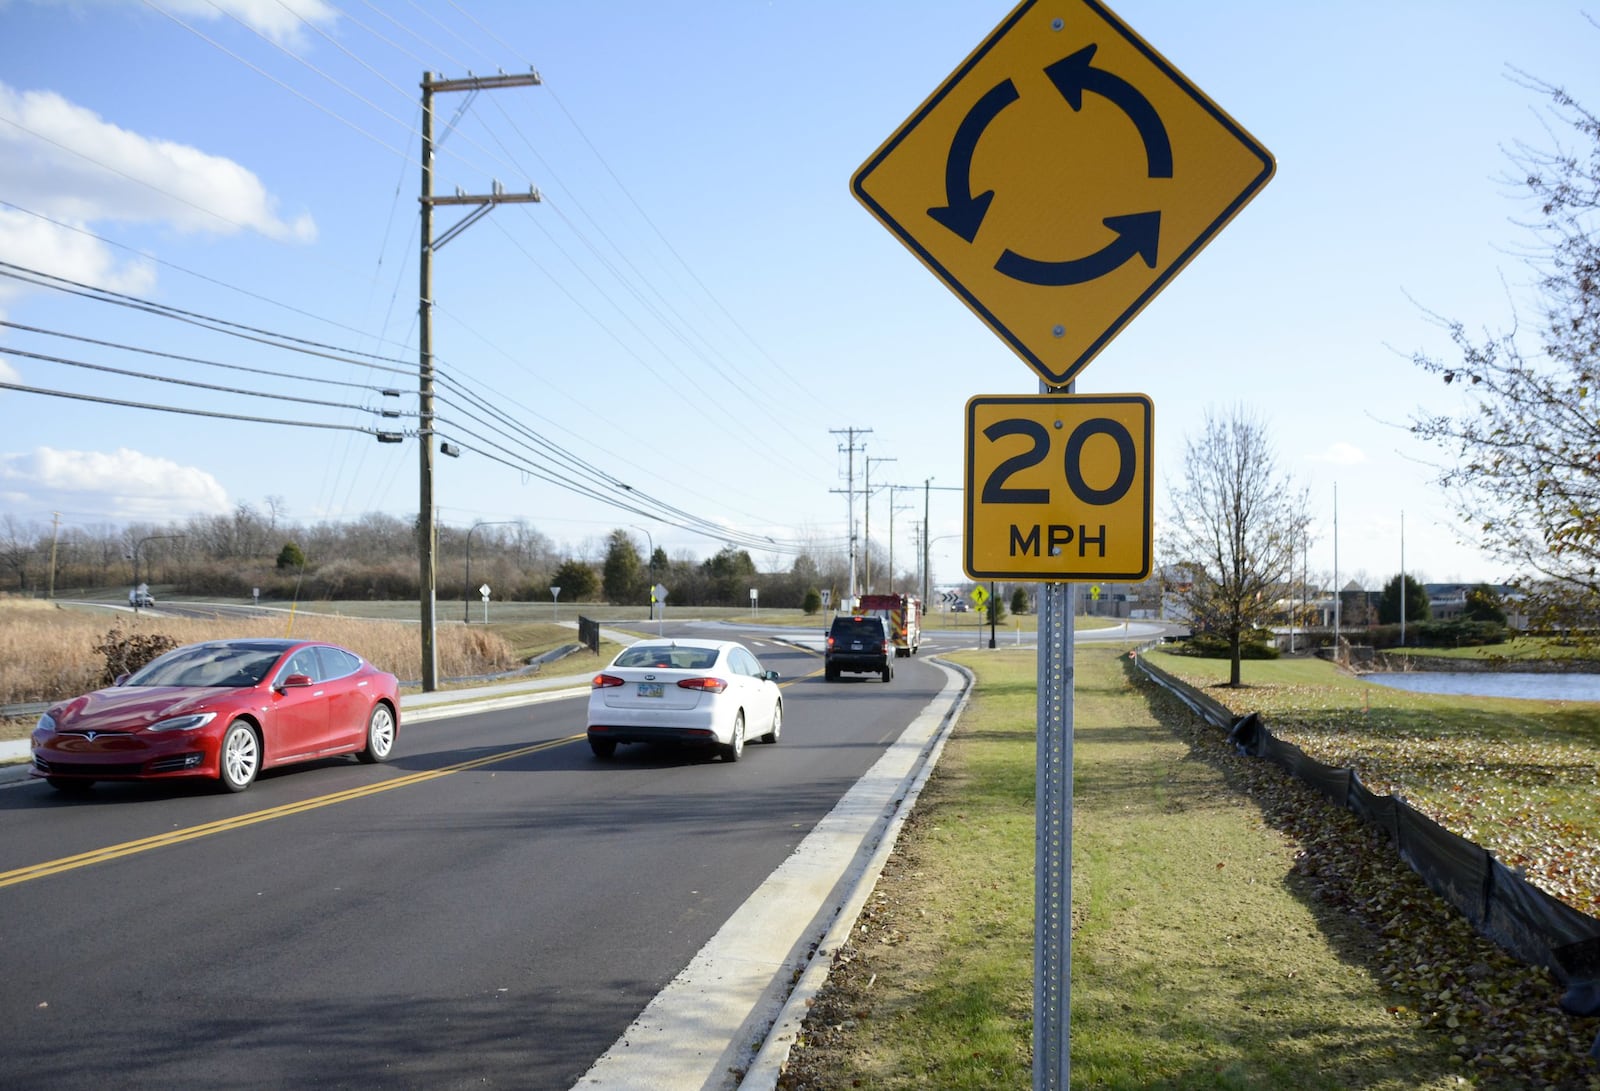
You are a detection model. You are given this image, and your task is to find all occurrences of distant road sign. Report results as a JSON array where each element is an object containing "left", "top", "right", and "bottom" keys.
[
  {"left": 853, "top": 0, "right": 1274, "bottom": 386},
  {"left": 964, "top": 393, "right": 1152, "bottom": 581}
]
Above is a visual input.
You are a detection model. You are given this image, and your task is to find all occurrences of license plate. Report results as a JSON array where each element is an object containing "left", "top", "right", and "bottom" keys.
[{"left": 636, "top": 682, "right": 663, "bottom": 698}]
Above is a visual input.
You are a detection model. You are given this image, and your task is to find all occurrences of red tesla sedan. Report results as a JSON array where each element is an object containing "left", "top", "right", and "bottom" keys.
[{"left": 31, "top": 638, "right": 400, "bottom": 793}]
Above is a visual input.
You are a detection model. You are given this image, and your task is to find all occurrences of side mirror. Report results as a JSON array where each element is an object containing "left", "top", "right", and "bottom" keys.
[
  {"left": 764, "top": 669, "right": 781, "bottom": 682},
  {"left": 113, "top": 673, "right": 130, "bottom": 687},
  {"left": 280, "top": 673, "right": 313, "bottom": 689}
]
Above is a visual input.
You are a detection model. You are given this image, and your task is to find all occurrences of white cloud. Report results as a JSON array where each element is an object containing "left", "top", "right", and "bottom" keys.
[
  {"left": 1309, "top": 442, "right": 1367, "bottom": 466},
  {"left": 0, "top": 78, "right": 317, "bottom": 309},
  {"left": 0, "top": 83, "right": 317, "bottom": 243},
  {"left": 0, "top": 446, "right": 231, "bottom": 520},
  {"left": 158, "top": 0, "right": 340, "bottom": 47},
  {"left": 22, "top": 0, "right": 340, "bottom": 48},
  {"left": 0, "top": 208, "right": 157, "bottom": 305}
]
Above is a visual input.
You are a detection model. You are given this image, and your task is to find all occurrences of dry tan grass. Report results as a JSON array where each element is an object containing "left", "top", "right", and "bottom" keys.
[{"left": 0, "top": 596, "right": 520, "bottom": 706}]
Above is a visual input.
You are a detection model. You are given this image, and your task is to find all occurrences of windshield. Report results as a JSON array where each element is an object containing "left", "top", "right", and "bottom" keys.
[
  {"left": 126, "top": 644, "right": 285, "bottom": 688},
  {"left": 614, "top": 645, "right": 719, "bottom": 670}
]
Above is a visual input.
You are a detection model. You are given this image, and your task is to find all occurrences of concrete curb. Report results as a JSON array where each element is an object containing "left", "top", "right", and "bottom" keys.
[
  {"left": 738, "top": 657, "right": 975, "bottom": 1088},
  {"left": 569, "top": 657, "right": 973, "bottom": 1090}
]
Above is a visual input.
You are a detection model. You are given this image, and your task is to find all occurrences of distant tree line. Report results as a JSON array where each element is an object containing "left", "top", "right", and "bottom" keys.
[{"left": 0, "top": 502, "right": 931, "bottom": 610}]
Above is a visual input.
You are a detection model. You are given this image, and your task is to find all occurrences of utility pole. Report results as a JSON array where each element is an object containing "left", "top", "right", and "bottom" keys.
[
  {"left": 47, "top": 511, "right": 60, "bottom": 600},
  {"left": 864, "top": 455, "right": 896, "bottom": 593},
  {"left": 922, "top": 476, "right": 932, "bottom": 606},
  {"left": 887, "top": 486, "right": 913, "bottom": 595},
  {"left": 830, "top": 426, "right": 871, "bottom": 607},
  {"left": 417, "top": 69, "right": 541, "bottom": 691}
]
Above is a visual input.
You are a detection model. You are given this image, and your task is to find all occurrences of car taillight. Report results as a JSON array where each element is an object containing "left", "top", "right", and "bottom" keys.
[
  {"left": 677, "top": 677, "right": 728, "bottom": 694},
  {"left": 592, "top": 673, "right": 625, "bottom": 688}
]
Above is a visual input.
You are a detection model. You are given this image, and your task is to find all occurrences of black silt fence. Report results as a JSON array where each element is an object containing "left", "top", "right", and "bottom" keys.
[{"left": 1132, "top": 648, "right": 1600, "bottom": 1056}]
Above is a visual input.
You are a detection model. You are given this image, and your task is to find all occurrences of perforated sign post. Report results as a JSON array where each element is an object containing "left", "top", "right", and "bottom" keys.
[{"left": 852, "top": 2, "right": 1273, "bottom": 1087}]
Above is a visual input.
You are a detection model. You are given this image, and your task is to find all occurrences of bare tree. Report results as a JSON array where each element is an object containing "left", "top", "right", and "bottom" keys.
[
  {"left": 1164, "top": 406, "right": 1310, "bottom": 686},
  {"left": 0, "top": 514, "right": 40, "bottom": 592},
  {"left": 1409, "top": 61, "right": 1600, "bottom": 632}
]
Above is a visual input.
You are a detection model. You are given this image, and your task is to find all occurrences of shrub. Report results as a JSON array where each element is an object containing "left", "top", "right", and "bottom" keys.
[
  {"left": 1414, "top": 619, "right": 1509, "bottom": 648},
  {"left": 276, "top": 542, "right": 306, "bottom": 570},
  {"left": 93, "top": 628, "right": 181, "bottom": 686},
  {"left": 802, "top": 588, "right": 822, "bottom": 615},
  {"left": 1171, "top": 631, "right": 1280, "bottom": 660}
]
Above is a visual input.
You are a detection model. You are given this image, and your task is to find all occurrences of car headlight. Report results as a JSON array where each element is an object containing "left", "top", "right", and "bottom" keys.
[
  {"left": 35, "top": 713, "right": 55, "bottom": 734},
  {"left": 148, "top": 712, "right": 218, "bottom": 732}
]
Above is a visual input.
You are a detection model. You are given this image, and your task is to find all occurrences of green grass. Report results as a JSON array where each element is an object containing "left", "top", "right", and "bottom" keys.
[
  {"left": 1141, "top": 649, "right": 1600, "bottom": 913},
  {"left": 782, "top": 645, "right": 1479, "bottom": 1089}
]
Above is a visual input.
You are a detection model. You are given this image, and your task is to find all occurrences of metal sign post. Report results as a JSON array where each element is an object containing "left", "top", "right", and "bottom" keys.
[{"left": 1035, "top": 573, "right": 1074, "bottom": 1088}]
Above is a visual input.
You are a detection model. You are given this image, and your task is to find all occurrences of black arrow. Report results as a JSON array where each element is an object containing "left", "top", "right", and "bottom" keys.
[
  {"left": 995, "top": 211, "right": 1160, "bottom": 286},
  {"left": 1044, "top": 45, "right": 1172, "bottom": 179},
  {"left": 926, "top": 78, "right": 1020, "bottom": 243}
]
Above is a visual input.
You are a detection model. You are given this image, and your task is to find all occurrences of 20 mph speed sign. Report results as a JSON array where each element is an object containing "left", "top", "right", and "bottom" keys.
[{"left": 964, "top": 393, "right": 1152, "bottom": 581}]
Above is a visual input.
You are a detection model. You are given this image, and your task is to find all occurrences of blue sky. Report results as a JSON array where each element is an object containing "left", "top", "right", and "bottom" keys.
[{"left": 2, "top": 0, "right": 1597, "bottom": 592}]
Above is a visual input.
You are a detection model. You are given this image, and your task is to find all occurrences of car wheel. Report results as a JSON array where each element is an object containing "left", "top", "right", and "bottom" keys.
[
  {"left": 721, "top": 712, "right": 746, "bottom": 763},
  {"left": 761, "top": 700, "right": 783, "bottom": 744},
  {"left": 218, "top": 721, "right": 260, "bottom": 793},
  {"left": 357, "top": 703, "right": 396, "bottom": 764},
  {"left": 589, "top": 736, "right": 617, "bottom": 759},
  {"left": 825, "top": 665, "right": 838, "bottom": 682},
  {"left": 882, "top": 661, "right": 894, "bottom": 683},
  {"left": 46, "top": 777, "right": 94, "bottom": 793}
]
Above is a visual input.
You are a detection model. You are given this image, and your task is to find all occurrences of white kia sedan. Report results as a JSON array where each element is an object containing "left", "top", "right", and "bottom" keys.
[{"left": 585, "top": 639, "right": 783, "bottom": 762}]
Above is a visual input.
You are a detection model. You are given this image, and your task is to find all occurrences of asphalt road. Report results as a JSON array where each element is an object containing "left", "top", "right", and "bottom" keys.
[{"left": 0, "top": 623, "right": 948, "bottom": 1090}]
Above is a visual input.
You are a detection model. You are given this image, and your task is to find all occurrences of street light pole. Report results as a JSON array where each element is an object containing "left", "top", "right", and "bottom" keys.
[
  {"left": 131, "top": 533, "right": 184, "bottom": 610},
  {"left": 464, "top": 521, "right": 516, "bottom": 623},
  {"left": 630, "top": 525, "right": 656, "bottom": 619}
]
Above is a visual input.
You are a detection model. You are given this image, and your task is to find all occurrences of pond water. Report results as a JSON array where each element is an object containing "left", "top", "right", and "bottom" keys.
[{"left": 1365, "top": 671, "right": 1600, "bottom": 702}]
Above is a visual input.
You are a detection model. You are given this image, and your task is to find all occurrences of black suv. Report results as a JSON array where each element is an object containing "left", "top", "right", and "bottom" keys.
[{"left": 825, "top": 615, "right": 893, "bottom": 683}]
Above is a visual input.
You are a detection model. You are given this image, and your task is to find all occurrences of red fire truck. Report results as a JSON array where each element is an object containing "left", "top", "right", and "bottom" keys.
[{"left": 856, "top": 593, "right": 922, "bottom": 657}]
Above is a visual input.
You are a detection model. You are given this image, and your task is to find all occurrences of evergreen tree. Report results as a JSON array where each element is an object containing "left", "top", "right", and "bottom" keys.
[{"left": 1378, "top": 574, "right": 1431, "bottom": 625}]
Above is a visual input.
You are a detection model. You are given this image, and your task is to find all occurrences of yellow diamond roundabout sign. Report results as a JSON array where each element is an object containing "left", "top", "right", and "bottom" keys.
[{"left": 853, "top": 0, "right": 1275, "bottom": 387}]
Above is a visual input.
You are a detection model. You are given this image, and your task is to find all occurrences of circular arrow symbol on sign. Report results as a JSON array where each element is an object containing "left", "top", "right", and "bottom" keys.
[
  {"left": 1044, "top": 45, "right": 1172, "bottom": 180},
  {"left": 927, "top": 78, "right": 1020, "bottom": 244},
  {"left": 924, "top": 43, "right": 1173, "bottom": 287},
  {"left": 997, "top": 211, "right": 1160, "bottom": 286}
]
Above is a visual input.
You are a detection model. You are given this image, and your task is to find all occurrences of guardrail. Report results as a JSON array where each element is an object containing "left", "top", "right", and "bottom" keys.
[{"left": 1128, "top": 643, "right": 1600, "bottom": 1049}]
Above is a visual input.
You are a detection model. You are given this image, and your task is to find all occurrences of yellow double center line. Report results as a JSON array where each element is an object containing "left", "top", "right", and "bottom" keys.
[{"left": 0, "top": 734, "right": 582, "bottom": 889}]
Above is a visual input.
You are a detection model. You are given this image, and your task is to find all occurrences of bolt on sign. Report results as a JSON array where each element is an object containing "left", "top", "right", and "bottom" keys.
[
  {"left": 852, "top": 0, "right": 1275, "bottom": 387},
  {"left": 964, "top": 393, "right": 1152, "bottom": 581}
]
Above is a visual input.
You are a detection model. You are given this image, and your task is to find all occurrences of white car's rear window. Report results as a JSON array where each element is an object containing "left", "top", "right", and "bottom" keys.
[{"left": 614, "top": 646, "right": 719, "bottom": 670}]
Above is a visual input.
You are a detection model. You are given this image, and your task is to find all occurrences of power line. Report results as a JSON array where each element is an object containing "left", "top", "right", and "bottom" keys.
[
  {"left": 0, "top": 320, "right": 403, "bottom": 393},
  {"left": 0, "top": 260, "right": 415, "bottom": 374},
  {"left": 0, "top": 380, "right": 393, "bottom": 435},
  {"left": 1, "top": 343, "right": 405, "bottom": 415}
]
